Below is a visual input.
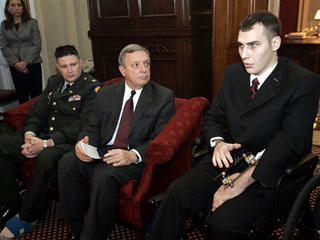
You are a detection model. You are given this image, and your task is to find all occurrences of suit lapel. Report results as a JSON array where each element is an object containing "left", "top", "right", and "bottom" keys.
[
  {"left": 10, "top": 21, "right": 26, "bottom": 38},
  {"left": 111, "top": 82, "right": 125, "bottom": 134},
  {"left": 49, "top": 76, "right": 64, "bottom": 101},
  {"left": 241, "top": 61, "right": 284, "bottom": 114},
  {"left": 130, "top": 83, "right": 152, "bottom": 133},
  {"left": 9, "top": 26, "right": 19, "bottom": 39},
  {"left": 236, "top": 73, "right": 251, "bottom": 107},
  {"left": 16, "top": 21, "right": 26, "bottom": 36}
]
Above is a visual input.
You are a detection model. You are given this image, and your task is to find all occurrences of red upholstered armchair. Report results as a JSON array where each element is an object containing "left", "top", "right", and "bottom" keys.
[{"left": 3, "top": 77, "right": 209, "bottom": 238}]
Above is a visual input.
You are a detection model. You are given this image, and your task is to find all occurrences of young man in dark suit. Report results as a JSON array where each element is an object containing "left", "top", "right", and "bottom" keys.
[
  {"left": 150, "top": 11, "right": 320, "bottom": 240},
  {"left": 58, "top": 44, "right": 175, "bottom": 240},
  {"left": 0, "top": 45, "right": 101, "bottom": 238}
]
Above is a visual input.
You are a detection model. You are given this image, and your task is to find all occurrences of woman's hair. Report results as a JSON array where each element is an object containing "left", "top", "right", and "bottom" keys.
[{"left": 3, "top": 0, "right": 31, "bottom": 29}]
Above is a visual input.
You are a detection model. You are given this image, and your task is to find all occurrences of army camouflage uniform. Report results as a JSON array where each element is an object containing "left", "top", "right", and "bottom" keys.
[{"left": 0, "top": 71, "right": 101, "bottom": 222}]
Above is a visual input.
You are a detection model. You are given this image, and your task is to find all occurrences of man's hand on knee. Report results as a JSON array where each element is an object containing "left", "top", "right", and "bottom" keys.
[
  {"left": 212, "top": 142, "right": 241, "bottom": 168},
  {"left": 103, "top": 149, "right": 138, "bottom": 166}
]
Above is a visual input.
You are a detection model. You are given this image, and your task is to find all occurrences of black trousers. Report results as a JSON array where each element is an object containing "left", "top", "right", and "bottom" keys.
[
  {"left": 10, "top": 62, "right": 42, "bottom": 104},
  {"left": 149, "top": 154, "right": 274, "bottom": 240},
  {"left": 58, "top": 150, "right": 144, "bottom": 240},
  {"left": 0, "top": 132, "right": 71, "bottom": 221}
]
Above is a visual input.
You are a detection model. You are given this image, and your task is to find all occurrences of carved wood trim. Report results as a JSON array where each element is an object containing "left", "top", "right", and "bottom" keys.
[{"left": 102, "top": 43, "right": 177, "bottom": 57}]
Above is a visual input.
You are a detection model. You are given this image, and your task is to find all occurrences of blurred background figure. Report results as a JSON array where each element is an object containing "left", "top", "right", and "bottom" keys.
[{"left": 0, "top": 0, "right": 42, "bottom": 104}]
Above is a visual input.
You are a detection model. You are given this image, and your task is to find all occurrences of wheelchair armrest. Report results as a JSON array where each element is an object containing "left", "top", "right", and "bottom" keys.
[
  {"left": 193, "top": 136, "right": 203, "bottom": 146},
  {"left": 191, "top": 136, "right": 210, "bottom": 167},
  {"left": 191, "top": 136, "right": 205, "bottom": 156},
  {"left": 149, "top": 193, "right": 164, "bottom": 208},
  {"left": 284, "top": 153, "right": 319, "bottom": 176},
  {"left": 273, "top": 153, "right": 319, "bottom": 223}
]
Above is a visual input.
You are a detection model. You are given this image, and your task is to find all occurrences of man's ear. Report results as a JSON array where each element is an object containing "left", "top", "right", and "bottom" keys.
[
  {"left": 272, "top": 36, "right": 281, "bottom": 51},
  {"left": 119, "top": 65, "right": 126, "bottom": 77}
]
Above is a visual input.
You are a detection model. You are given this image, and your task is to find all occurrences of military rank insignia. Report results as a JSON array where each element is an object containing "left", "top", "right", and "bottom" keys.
[{"left": 94, "top": 85, "right": 101, "bottom": 93}]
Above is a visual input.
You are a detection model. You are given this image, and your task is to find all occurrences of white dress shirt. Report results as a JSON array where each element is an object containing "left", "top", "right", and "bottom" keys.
[{"left": 107, "top": 83, "right": 143, "bottom": 163}]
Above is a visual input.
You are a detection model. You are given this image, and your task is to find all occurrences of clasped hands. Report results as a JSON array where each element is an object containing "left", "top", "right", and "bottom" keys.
[
  {"left": 75, "top": 136, "right": 138, "bottom": 166},
  {"left": 21, "top": 133, "right": 44, "bottom": 158},
  {"left": 211, "top": 141, "right": 255, "bottom": 212},
  {"left": 14, "top": 61, "right": 29, "bottom": 74}
]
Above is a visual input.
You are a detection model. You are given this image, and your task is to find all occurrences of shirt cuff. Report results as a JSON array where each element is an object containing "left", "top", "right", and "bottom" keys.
[
  {"left": 24, "top": 131, "right": 36, "bottom": 137},
  {"left": 131, "top": 149, "right": 142, "bottom": 164},
  {"left": 49, "top": 139, "right": 55, "bottom": 147},
  {"left": 210, "top": 137, "right": 224, "bottom": 148}
]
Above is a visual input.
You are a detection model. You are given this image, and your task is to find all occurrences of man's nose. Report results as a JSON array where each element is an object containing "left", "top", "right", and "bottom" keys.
[
  {"left": 240, "top": 47, "right": 249, "bottom": 59},
  {"left": 139, "top": 64, "right": 147, "bottom": 72}
]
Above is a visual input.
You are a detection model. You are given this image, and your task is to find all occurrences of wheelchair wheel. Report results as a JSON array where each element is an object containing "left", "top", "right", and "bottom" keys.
[{"left": 283, "top": 174, "right": 320, "bottom": 240}]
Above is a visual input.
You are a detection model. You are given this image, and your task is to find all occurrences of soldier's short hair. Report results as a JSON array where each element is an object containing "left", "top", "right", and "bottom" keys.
[
  {"left": 55, "top": 45, "right": 79, "bottom": 61},
  {"left": 240, "top": 11, "right": 281, "bottom": 40},
  {"left": 118, "top": 44, "right": 150, "bottom": 67}
]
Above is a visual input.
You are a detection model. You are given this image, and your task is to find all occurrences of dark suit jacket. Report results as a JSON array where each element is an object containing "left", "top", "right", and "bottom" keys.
[
  {"left": 25, "top": 72, "right": 100, "bottom": 148},
  {"left": 0, "top": 18, "right": 42, "bottom": 65},
  {"left": 81, "top": 80, "right": 175, "bottom": 161},
  {"left": 203, "top": 57, "right": 320, "bottom": 188}
]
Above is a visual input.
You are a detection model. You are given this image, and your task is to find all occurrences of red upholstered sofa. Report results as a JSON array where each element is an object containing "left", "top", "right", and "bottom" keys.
[{"left": 3, "top": 77, "right": 209, "bottom": 238}]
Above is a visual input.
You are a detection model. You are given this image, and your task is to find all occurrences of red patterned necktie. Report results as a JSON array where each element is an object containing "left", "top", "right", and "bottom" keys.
[
  {"left": 250, "top": 78, "right": 260, "bottom": 99},
  {"left": 113, "top": 90, "right": 136, "bottom": 149}
]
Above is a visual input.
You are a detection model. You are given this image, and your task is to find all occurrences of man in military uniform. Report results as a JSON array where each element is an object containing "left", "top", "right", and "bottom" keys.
[{"left": 0, "top": 45, "right": 101, "bottom": 238}]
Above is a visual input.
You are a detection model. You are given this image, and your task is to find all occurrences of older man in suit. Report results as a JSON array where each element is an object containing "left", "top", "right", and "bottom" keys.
[
  {"left": 150, "top": 11, "right": 320, "bottom": 240},
  {"left": 58, "top": 44, "right": 175, "bottom": 240}
]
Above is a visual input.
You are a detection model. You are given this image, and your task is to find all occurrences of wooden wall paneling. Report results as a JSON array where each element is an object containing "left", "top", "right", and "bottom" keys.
[
  {"left": 279, "top": 0, "right": 299, "bottom": 34},
  {"left": 212, "top": 0, "right": 232, "bottom": 98},
  {"left": 142, "top": 38, "right": 183, "bottom": 96},
  {"left": 150, "top": 59, "right": 178, "bottom": 93},
  {"left": 253, "top": 0, "right": 269, "bottom": 11},
  {"left": 139, "top": 0, "right": 175, "bottom": 15},
  {"left": 88, "top": 0, "right": 134, "bottom": 30},
  {"left": 136, "top": 0, "right": 179, "bottom": 29},
  {"left": 191, "top": 30, "right": 212, "bottom": 98},
  {"left": 99, "top": 0, "right": 129, "bottom": 17},
  {"left": 88, "top": 0, "right": 212, "bottom": 98},
  {"left": 179, "top": 38, "right": 192, "bottom": 97},
  {"left": 279, "top": 39, "right": 320, "bottom": 75}
]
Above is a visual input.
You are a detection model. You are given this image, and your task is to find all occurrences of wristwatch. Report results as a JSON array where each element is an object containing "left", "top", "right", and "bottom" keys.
[
  {"left": 43, "top": 140, "right": 48, "bottom": 148},
  {"left": 213, "top": 139, "right": 224, "bottom": 147}
]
